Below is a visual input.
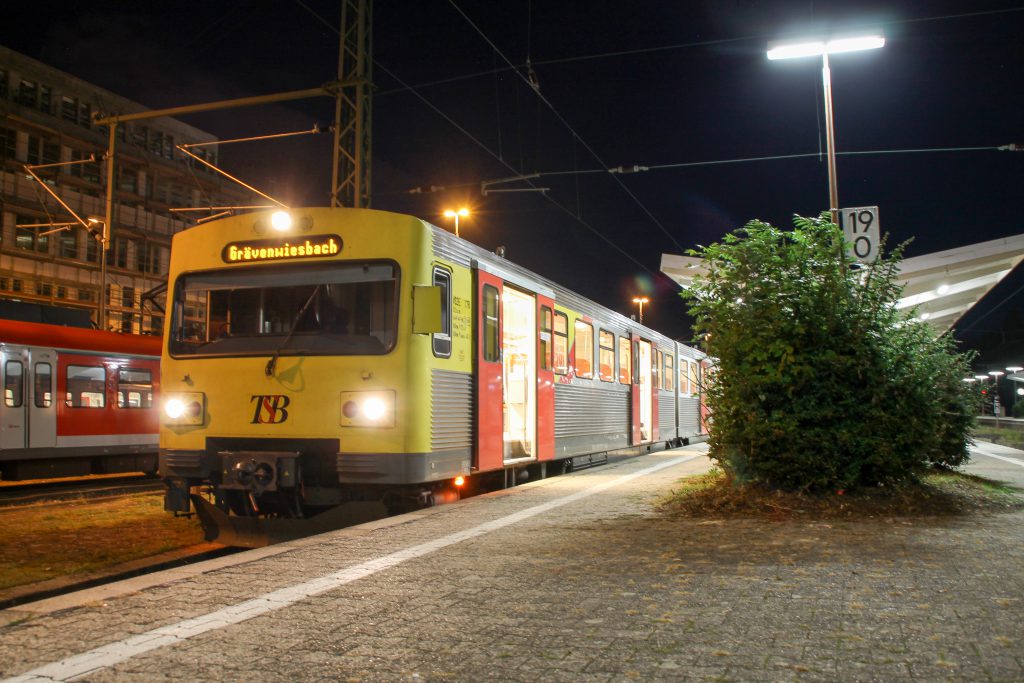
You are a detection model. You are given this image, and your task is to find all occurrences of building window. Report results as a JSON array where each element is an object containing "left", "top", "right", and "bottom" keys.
[
  {"left": 15, "top": 224, "right": 49, "bottom": 253},
  {"left": 0, "top": 126, "right": 15, "bottom": 158},
  {"left": 598, "top": 330, "right": 615, "bottom": 382},
  {"left": 77, "top": 102, "right": 91, "bottom": 128},
  {"left": 4, "top": 361, "right": 23, "bottom": 407},
  {"left": 69, "top": 149, "right": 101, "bottom": 183},
  {"left": 78, "top": 288, "right": 94, "bottom": 302},
  {"left": 113, "top": 238, "right": 128, "bottom": 268},
  {"left": 61, "top": 95, "right": 78, "bottom": 122},
  {"left": 40, "top": 283, "right": 52, "bottom": 297},
  {"left": 17, "top": 79, "right": 37, "bottom": 108},
  {"left": 85, "top": 235, "right": 99, "bottom": 263},
  {"left": 619, "top": 337, "right": 632, "bottom": 384},
  {"left": 0, "top": 68, "right": 7, "bottom": 98},
  {"left": 138, "top": 242, "right": 160, "bottom": 274},
  {"left": 59, "top": 231, "right": 78, "bottom": 259},
  {"left": 122, "top": 286, "right": 135, "bottom": 308},
  {"left": 56, "top": 286, "right": 67, "bottom": 299},
  {"left": 574, "top": 320, "right": 594, "bottom": 379},
  {"left": 431, "top": 266, "right": 452, "bottom": 358},
  {"left": 482, "top": 285, "right": 499, "bottom": 363},
  {"left": 39, "top": 85, "right": 52, "bottom": 115},
  {"left": 553, "top": 311, "right": 568, "bottom": 374},
  {"left": 117, "top": 368, "right": 153, "bottom": 408},
  {"left": 120, "top": 311, "right": 134, "bottom": 334},
  {"left": 66, "top": 365, "right": 105, "bottom": 408},
  {"left": 119, "top": 168, "right": 138, "bottom": 194},
  {"left": 664, "top": 353, "right": 675, "bottom": 392}
]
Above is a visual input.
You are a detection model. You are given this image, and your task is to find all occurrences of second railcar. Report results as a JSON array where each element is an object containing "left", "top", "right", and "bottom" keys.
[{"left": 0, "top": 319, "right": 161, "bottom": 480}]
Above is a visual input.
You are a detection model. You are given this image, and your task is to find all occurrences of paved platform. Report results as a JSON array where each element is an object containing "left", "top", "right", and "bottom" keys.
[{"left": 1, "top": 442, "right": 1023, "bottom": 682}]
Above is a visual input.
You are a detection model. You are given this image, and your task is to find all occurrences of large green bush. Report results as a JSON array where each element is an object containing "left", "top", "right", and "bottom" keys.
[{"left": 683, "top": 215, "right": 975, "bottom": 491}]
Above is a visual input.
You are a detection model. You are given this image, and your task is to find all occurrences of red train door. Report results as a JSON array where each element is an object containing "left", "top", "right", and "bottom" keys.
[
  {"left": 476, "top": 271, "right": 504, "bottom": 472},
  {"left": 536, "top": 295, "right": 555, "bottom": 462},
  {"left": 475, "top": 270, "right": 544, "bottom": 472}
]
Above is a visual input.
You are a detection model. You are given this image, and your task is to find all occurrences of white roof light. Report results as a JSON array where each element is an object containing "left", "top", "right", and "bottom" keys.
[
  {"left": 767, "top": 41, "right": 825, "bottom": 60},
  {"left": 767, "top": 33, "right": 884, "bottom": 60},
  {"left": 825, "top": 35, "right": 885, "bottom": 54},
  {"left": 271, "top": 211, "right": 292, "bottom": 232},
  {"left": 936, "top": 284, "right": 950, "bottom": 295}
]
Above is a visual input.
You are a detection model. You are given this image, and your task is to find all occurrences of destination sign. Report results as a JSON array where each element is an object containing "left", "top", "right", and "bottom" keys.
[{"left": 222, "top": 235, "right": 343, "bottom": 264}]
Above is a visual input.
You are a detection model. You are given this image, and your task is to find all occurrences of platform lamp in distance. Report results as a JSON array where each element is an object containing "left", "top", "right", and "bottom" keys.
[{"left": 443, "top": 208, "right": 470, "bottom": 238}]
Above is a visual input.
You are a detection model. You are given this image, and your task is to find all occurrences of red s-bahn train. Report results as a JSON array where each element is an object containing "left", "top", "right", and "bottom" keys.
[{"left": 0, "top": 319, "right": 161, "bottom": 481}]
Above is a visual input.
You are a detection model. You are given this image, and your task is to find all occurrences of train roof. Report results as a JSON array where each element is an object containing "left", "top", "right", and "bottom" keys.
[{"left": 0, "top": 319, "right": 162, "bottom": 357}]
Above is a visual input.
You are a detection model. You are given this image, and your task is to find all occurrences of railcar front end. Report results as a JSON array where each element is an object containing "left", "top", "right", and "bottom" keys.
[{"left": 159, "top": 208, "right": 465, "bottom": 543}]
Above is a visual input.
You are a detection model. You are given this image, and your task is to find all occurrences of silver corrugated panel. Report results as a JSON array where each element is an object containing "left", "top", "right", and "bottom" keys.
[
  {"left": 431, "top": 369, "right": 473, "bottom": 451},
  {"left": 658, "top": 392, "right": 676, "bottom": 436},
  {"left": 677, "top": 397, "right": 701, "bottom": 437},
  {"left": 555, "top": 383, "right": 630, "bottom": 439}
]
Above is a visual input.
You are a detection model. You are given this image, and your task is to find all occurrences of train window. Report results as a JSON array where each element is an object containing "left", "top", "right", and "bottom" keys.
[
  {"left": 689, "top": 362, "right": 700, "bottom": 395},
  {"left": 680, "top": 360, "right": 689, "bottom": 394},
  {"left": 432, "top": 267, "right": 452, "bottom": 359},
  {"left": 598, "top": 330, "right": 615, "bottom": 382},
  {"left": 4, "top": 361, "right": 23, "bottom": 407},
  {"left": 66, "top": 365, "right": 105, "bottom": 408},
  {"left": 664, "top": 354, "right": 674, "bottom": 392},
  {"left": 539, "top": 306, "right": 552, "bottom": 371},
  {"left": 574, "top": 320, "right": 594, "bottom": 379},
  {"left": 34, "top": 362, "right": 52, "bottom": 408},
  {"left": 117, "top": 368, "right": 153, "bottom": 408},
  {"left": 553, "top": 311, "right": 568, "bottom": 374},
  {"left": 169, "top": 261, "right": 399, "bottom": 358},
  {"left": 483, "top": 285, "right": 499, "bottom": 362},
  {"left": 618, "top": 336, "right": 632, "bottom": 384}
]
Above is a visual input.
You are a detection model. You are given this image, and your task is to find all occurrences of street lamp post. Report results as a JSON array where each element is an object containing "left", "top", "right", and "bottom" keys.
[
  {"left": 443, "top": 208, "right": 469, "bottom": 238},
  {"left": 632, "top": 296, "right": 649, "bottom": 325},
  {"left": 768, "top": 34, "right": 885, "bottom": 223}
]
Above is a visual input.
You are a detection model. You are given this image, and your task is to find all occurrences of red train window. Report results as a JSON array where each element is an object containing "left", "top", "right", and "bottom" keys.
[{"left": 66, "top": 365, "right": 105, "bottom": 408}]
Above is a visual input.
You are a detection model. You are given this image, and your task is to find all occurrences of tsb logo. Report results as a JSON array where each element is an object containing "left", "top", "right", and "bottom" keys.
[{"left": 250, "top": 395, "right": 290, "bottom": 424}]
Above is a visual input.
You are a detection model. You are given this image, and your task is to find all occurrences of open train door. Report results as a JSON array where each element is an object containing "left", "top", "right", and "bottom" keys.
[
  {"left": 630, "top": 335, "right": 654, "bottom": 445},
  {"left": 475, "top": 270, "right": 541, "bottom": 472}
]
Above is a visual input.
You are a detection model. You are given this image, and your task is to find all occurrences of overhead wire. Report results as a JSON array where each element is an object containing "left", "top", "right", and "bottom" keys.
[
  {"left": 445, "top": 0, "right": 688, "bottom": 255},
  {"left": 291, "top": 0, "right": 665, "bottom": 280}
]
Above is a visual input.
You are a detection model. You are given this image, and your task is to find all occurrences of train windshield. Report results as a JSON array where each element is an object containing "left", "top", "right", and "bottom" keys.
[{"left": 169, "top": 262, "right": 398, "bottom": 357}]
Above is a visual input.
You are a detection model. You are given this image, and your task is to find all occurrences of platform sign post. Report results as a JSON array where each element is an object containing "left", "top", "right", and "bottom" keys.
[{"left": 841, "top": 206, "right": 880, "bottom": 264}]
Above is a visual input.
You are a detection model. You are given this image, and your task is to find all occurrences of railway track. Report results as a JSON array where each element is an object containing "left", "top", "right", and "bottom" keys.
[
  {"left": 0, "top": 474, "right": 163, "bottom": 508},
  {"left": 0, "top": 544, "right": 243, "bottom": 611}
]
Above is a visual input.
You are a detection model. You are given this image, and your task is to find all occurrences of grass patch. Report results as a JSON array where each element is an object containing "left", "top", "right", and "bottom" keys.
[
  {"left": 661, "top": 468, "right": 1024, "bottom": 520},
  {"left": 973, "top": 428, "right": 1024, "bottom": 450},
  {"left": 0, "top": 492, "right": 206, "bottom": 591}
]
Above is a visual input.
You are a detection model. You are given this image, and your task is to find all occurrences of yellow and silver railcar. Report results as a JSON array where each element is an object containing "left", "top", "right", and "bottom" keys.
[{"left": 159, "top": 208, "right": 707, "bottom": 543}]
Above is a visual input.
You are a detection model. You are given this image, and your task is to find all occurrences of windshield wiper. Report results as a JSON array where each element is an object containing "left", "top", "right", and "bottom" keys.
[{"left": 265, "top": 285, "right": 321, "bottom": 377}]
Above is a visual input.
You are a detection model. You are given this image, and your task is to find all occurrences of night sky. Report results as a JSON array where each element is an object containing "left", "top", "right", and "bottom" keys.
[{"left": 3, "top": 1, "right": 1022, "bottom": 355}]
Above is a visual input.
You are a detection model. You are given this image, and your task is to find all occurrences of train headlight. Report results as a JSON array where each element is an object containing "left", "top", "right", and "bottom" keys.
[
  {"left": 339, "top": 390, "right": 395, "bottom": 427},
  {"left": 163, "top": 392, "right": 205, "bottom": 425}
]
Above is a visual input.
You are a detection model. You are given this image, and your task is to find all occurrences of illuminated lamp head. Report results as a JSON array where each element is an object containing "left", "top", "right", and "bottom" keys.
[{"left": 271, "top": 211, "right": 293, "bottom": 232}]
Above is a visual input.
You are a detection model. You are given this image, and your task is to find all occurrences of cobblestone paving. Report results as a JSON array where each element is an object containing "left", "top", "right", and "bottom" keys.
[{"left": 1, "top": 445, "right": 1023, "bottom": 682}]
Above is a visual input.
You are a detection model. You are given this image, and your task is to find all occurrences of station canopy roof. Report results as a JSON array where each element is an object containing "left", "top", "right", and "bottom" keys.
[{"left": 660, "top": 233, "right": 1024, "bottom": 333}]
